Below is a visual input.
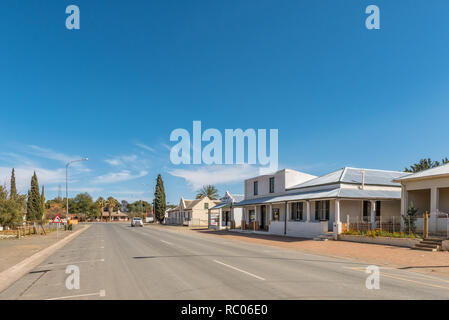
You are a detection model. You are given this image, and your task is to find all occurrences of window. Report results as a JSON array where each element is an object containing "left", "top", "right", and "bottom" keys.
[
  {"left": 363, "top": 201, "right": 370, "bottom": 218},
  {"left": 272, "top": 208, "right": 280, "bottom": 221},
  {"left": 291, "top": 202, "right": 303, "bottom": 221},
  {"left": 315, "top": 200, "right": 330, "bottom": 220},
  {"left": 363, "top": 201, "right": 381, "bottom": 218},
  {"left": 269, "top": 177, "right": 275, "bottom": 193},
  {"left": 204, "top": 203, "right": 209, "bottom": 209},
  {"left": 376, "top": 201, "right": 381, "bottom": 217},
  {"left": 254, "top": 181, "right": 258, "bottom": 195},
  {"left": 248, "top": 209, "right": 255, "bottom": 222}
]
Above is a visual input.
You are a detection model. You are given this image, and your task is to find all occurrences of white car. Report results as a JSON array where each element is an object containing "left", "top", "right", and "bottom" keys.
[{"left": 131, "top": 217, "right": 144, "bottom": 227}]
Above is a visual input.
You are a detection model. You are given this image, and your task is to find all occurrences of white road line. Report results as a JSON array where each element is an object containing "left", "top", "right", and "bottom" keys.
[
  {"left": 46, "top": 289, "right": 106, "bottom": 300},
  {"left": 213, "top": 260, "right": 266, "bottom": 281},
  {"left": 36, "top": 259, "right": 105, "bottom": 268},
  {"left": 160, "top": 240, "right": 173, "bottom": 245}
]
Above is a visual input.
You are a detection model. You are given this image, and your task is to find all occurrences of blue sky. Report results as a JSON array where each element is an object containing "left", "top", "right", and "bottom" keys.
[{"left": 0, "top": 0, "right": 448, "bottom": 204}]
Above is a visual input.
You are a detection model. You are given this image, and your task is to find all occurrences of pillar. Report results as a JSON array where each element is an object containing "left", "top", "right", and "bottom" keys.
[
  {"left": 333, "top": 199, "right": 342, "bottom": 240},
  {"left": 370, "top": 200, "right": 376, "bottom": 229},
  {"left": 306, "top": 201, "right": 311, "bottom": 222},
  {"left": 219, "top": 208, "right": 223, "bottom": 230}
]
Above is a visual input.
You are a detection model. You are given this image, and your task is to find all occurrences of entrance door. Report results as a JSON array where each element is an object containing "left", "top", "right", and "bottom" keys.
[
  {"left": 225, "top": 211, "right": 229, "bottom": 226},
  {"left": 260, "top": 205, "right": 266, "bottom": 230}
]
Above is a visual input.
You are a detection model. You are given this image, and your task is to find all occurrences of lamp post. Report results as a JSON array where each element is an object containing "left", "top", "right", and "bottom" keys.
[{"left": 66, "top": 158, "right": 88, "bottom": 219}]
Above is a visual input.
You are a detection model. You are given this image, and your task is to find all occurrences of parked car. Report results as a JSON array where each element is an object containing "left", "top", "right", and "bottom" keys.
[{"left": 131, "top": 217, "right": 144, "bottom": 227}]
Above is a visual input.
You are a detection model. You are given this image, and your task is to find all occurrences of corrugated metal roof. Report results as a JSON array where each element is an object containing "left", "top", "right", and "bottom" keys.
[
  {"left": 287, "top": 167, "right": 404, "bottom": 190},
  {"left": 211, "top": 194, "right": 245, "bottom": 209},
  {"left": 234, "top": 186, "right": 401, "bottom": 206},
  {"left": 393, "top": 163, "right": 449, "bottom": 182}
]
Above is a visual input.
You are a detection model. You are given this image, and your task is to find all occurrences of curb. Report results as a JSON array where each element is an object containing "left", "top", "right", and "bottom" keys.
[{"left": 0, "top": 224, "right": 91, "bottom": 293}]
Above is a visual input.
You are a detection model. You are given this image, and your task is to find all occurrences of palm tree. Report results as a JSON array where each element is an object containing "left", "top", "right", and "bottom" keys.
[
  {"left": 405, "top": 157, "right": 449, "bottom": 173},
  {"left": 95, "top": 197, "right": 105, "bottom": 221},
  {"left": 196, "top": 185, "right": 219, "bottom": 200},
  {"left": 106, "top": 197, "right": 118, "bottom": 222}
]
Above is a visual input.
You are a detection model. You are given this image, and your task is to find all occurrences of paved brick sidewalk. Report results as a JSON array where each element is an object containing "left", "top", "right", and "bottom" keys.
[
  {"left": 155, "top": 225, "right": 449, "bottom": 278},
  {"left": 0, "top": 227, "right": 75, "bottom": 273}
]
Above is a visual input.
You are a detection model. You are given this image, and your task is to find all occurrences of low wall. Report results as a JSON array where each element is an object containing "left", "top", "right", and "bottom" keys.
[
  {"left": 339, "top": 234, "right": 421, "bottom": 248},
  {"left": 416, "top": 217, "right": 449, "bottom": 236},
  {"left": 269, "top": 221, "right": 327, "bottom": 238}
]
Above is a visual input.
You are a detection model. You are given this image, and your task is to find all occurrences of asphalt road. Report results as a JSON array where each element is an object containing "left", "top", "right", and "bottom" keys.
[{"left": 1, "top": 223, "right": 449, "bottom": 300}]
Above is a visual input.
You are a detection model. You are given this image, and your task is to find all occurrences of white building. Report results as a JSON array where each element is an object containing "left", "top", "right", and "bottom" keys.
[
  {"left": 208, "top": 191, "right": 244, "bottom": 230},
  {"left": 235, "top": 167, "right": 404, "bottom": 239},
  {"left": 393, "top": 163, "right": 449, "bottom": 236}
]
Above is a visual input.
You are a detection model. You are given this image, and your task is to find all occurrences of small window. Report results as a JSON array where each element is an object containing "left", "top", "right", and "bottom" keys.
[
  {"left": 291, "top": 202, "right": 303, "bottom": 221},
  {"left": 272, "top": 208, "right": 280, "bottom": 221},
  {"left": 204, "top": 203, "right": 209, "bottom": 209},
  {"left": 254, "top": 181, "right": 258, "bottom": 195},
  {"left": 249, "top": 209, "right": 255, "bottom": 222},
  {"left": 269, "top": 177, "right": 275, "bottom": 193},
  {"left": 363, "top": 201, "right": 370, "bottom": 218}
]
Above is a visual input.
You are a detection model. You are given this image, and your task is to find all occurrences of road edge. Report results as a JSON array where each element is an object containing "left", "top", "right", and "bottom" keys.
[{"left": 0, "top": 224, "right": 91, "bottom": 293}]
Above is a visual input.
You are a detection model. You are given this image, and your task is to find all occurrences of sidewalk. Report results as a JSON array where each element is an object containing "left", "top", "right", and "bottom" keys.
[
  {"left": 155, "top": 225, "right": 449, "bottom": 278},
  {"left": 0, "top": 226, "right": 75, "bottom": 273}
]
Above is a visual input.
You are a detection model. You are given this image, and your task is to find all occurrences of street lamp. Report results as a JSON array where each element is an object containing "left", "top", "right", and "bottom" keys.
[{"left": 66, "top": 158, "right": 88, "bottom": 218}]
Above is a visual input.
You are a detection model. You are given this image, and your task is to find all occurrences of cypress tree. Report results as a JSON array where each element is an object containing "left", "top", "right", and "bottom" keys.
[
  {"left": 153, "top": 174, "right": 166, "bottom": 222},
  {"left": 26, "top": 172, "right": 42, "bottom": 221},
  {"left": 41, "top": 186, "right": 45, "bottom": 219},
  {"left": 10, "top": 168, "right": 17, "bottom": 200}
]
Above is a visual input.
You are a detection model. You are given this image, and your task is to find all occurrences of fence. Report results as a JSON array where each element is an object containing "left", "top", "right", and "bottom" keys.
[
  {"left": 164, "top": 217, "right": 208, "bottom": 227},
  {"left": 345, "top": 214, "right": 449, "bottom": 239},
  {"left": 0, "top": 222, "right": 61, "bottom": 239},
  {"left": 345, "top": 216, "right": 404, "bottom": 235}
]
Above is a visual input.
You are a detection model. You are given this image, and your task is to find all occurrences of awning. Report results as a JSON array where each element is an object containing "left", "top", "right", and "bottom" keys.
[
  {"left": 234, "top": 187, "right": 401, "bottom": 207},
  {"left": 211, "top": 201, "right": 232, "bottom": 209}
]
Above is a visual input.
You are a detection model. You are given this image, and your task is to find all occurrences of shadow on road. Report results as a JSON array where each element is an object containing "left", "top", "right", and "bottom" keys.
[
  {"left": 132, "top": 254, "right": 368, "bottom": 266},
  {"left": 196, "top": 229, "right": 311, "bottom": 243}
]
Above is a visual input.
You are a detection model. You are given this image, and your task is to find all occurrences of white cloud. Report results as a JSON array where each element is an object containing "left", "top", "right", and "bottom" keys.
[
  {"left": 93, "top": 170, "right": 148, "bottom": 184},
  {"left": 168, "top": 165, "right": 260, "bottom": 190},
  {"left": 105, "top": 159, "right": 122, "bottom": 166},
  {"left": 104, "top": 154, "right": 150, "bottom": 171},
  {"left": 135, "top": 143, "right": 155, "bottom": 153},
  {"left": 0, "top": 166, "right": 66, "bottom": 193},
  {"left": 26, "top": 145, "right": 81, "bottom": 163},
  {"left": 47, "top": 186, "right": 103, "bottom": 193}
]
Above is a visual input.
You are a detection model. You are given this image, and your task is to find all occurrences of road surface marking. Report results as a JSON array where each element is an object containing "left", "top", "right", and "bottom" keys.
[
  {"left": 381, "top": 273, "right": 449, "bottom": 290},
  {"left": 46, "top": 289, "right": 106, "bottom": 300},
  {"left": 348, "top": 267, "right": 449, "bottom": 290},
  {"left": 37, "top": 259, "right": 105, "bottom": 268},
  {"left": 345, "top": 266, "right": 449, "bottom": 284},
  {"left": 160, "top": 240, "right": 173, "bottom": 245},
  {"left": 213, "top": 260, "right": 266, "bottom": 281}
]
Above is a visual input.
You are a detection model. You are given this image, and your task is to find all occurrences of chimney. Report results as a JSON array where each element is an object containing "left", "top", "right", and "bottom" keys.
[{"left": 360, "top": 170, "right": 366, "bottom": 190}]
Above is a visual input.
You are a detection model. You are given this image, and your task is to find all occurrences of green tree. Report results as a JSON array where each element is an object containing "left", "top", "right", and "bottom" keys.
[
  {"left": 196, "top": 185, "right": 219, "bottom": 200},
  {"left": 107, "top": 197, "right": 118, "bottom": 222},
  {"left": 72, "top": 193, "right": 95, "bottom": 218},
  {"left": 153, "top": 174, "right": 166, "bottom": 222},
  {"left": 10, "top": 168, "right": 17, "bottom": 200},
  {"left": 41, "top": 186, "right": 45, "bottom": 219},
  {"left": 0, "top": 186, "right": 25, "bottom": 228},
  {"left": 405, "top": 157, "right": 449, "bottom": 173},
  {"left": 26, "top": 172, "right": 43, "bottom": 221},
  {"left": 95, "top": 197, "right": 105, "bottom": 220},
  {"left": 403, "top": 202, "right": 418, "bottom": 234}
]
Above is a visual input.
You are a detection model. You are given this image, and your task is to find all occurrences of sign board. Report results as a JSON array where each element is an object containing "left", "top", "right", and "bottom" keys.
[{"left": 52, "top": 215, "right": 63, "bottom": 224}]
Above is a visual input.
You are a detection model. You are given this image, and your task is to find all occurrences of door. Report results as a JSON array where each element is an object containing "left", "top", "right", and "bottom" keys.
[
  {"left": 224, "top": 211, "right": 229, "bottom": 226},
  {"left": 260, "top": 205, "right": 266, "bottom": 230}
]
